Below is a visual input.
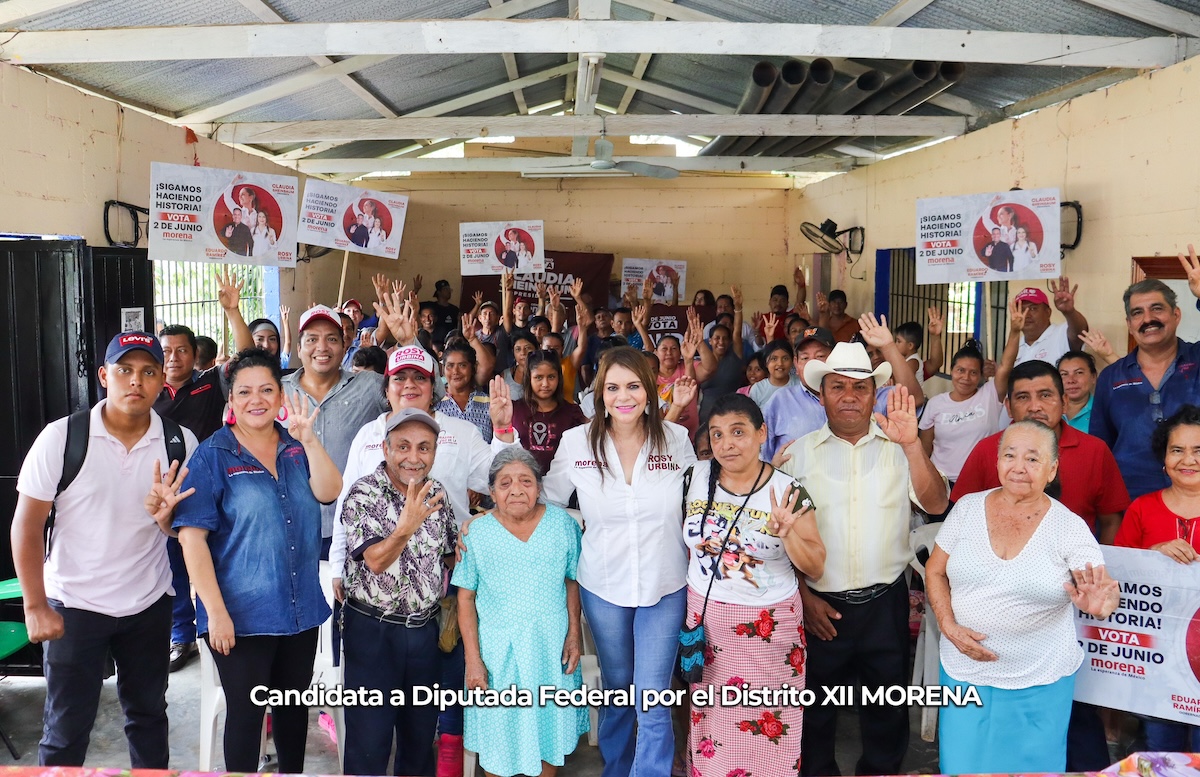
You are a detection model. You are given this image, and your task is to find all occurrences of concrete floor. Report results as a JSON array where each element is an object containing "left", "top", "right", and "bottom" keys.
[{"left": 0, "top": 659, "right": 939, "bottom": 775}]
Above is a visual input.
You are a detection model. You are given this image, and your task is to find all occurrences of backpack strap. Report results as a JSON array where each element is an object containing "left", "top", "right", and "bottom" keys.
[
  {"left": 160, "top": 416, "right": 186, "bottom": 469},
  {"left": 46, "top": 410, "right": 91, "bottom": 560}
]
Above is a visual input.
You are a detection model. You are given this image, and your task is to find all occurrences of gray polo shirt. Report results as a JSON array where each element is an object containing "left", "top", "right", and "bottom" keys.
[{"left": 282, "top": 367, "right": 389, "bottom": 537}]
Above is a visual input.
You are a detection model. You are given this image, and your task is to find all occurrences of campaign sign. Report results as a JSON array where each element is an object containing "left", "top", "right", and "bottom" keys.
[
  {"left": 298, "top": 179, "right": 408, "bottom": 259},
  {"left": 460, "top": 220, "right": 545, "bottom": 276},
  {"left": 1075, "top": 546, "right": 1200, "bottom": 724},
  {"left": 149, "top": 162, "right": 298, "bottom": 267},
  {"left": 916, "top": 188, "right": 1060, "bottom": 284}
]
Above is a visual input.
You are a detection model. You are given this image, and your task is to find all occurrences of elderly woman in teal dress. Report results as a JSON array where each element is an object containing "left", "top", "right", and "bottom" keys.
[{"left": 455, "top": 446, "right": 588, "bottom": 777}]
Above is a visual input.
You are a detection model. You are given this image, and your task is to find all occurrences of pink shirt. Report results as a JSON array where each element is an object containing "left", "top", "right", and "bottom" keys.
[{"left": 657, "top": 364, "right": 697, "bottom": 437}]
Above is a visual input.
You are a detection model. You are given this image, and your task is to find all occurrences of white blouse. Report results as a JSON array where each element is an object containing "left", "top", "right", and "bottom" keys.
[
  {"left": 936, "top": 490, "right": 1105, "bottom": 689},
  {"left": 543, "top": 421, "right": 698, "bottom": 607}
]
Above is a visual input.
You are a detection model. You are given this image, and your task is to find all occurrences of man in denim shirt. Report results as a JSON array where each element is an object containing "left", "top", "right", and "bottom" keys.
[
  {"left": 1091, "top": 268, "right": 1200, "bottom": 498},
  {"left": 282, "top": 305, "right": 389, "bottom": 554},
  {"left": 341, "top": 408, "right": 457, "bottom": 776}
]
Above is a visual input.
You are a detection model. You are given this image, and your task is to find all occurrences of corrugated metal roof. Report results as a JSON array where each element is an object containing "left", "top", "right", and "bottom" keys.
[
  {"left": 48, "top": 58, "right": 316, "bottom": 114},
  {"left": 10, "top": 0, "right": 1200, "bottom": 165},
  {"left": 18, "top": 0, "right": 257, "bottom": 29}
]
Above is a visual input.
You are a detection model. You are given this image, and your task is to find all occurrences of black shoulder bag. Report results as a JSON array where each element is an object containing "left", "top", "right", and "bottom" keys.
[{"left": 678, "top": 462, "right": 764, "bottom": 683}]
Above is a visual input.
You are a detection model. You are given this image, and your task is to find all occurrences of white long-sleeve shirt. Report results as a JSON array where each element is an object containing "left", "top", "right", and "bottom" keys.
[
  {"left": 542, "top": 421, "right": 697, "bottom": 607},
  {"left": 330, "top": 411, "right": 515, "bottom": 577}
]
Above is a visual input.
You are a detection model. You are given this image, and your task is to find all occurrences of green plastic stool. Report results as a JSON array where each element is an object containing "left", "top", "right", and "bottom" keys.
[
  {"left": 0, "top": 621, "right": 27, "bottom": 758},
  {"left": 0, "top": 579, "right": 20, "bottom": 601}
]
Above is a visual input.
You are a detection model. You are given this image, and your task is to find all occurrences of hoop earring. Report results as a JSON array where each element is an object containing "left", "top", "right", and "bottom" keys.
[
  {"left": 224, "top": 406, "right": 236, "bottom": 425},
  {"left": 277, "top": 406, "right": 289, "bottom": 422},
  {"left": 644, "top": 404, "right": 651, "bottom": 415}
]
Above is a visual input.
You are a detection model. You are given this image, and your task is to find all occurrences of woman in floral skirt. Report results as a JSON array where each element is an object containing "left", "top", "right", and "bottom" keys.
[{"left": 682, "top": 393, "right": 824, "bottom": 775}]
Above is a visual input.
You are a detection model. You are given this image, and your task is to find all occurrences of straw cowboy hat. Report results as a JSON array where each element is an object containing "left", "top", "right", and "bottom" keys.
[{"left": 802, "top": 341, "right": 892, "bottom": 393}]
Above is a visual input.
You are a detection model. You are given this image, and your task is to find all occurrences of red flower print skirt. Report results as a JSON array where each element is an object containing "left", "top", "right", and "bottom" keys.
[{"left": 685, "top": 586, "right": 805, "bottom": 777}]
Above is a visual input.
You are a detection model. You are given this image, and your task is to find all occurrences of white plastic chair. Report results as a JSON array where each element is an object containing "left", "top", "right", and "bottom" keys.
[
  {"left": 909, "top": 522, "right": 942, "bottom": 742},
  {"left": 196, "top": 561, "right": 345, "bottom": 772}
]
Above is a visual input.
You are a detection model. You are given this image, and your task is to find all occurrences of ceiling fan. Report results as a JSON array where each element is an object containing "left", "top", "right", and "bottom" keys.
[
  {"left": 800, "top": 218, "right": 865, "bottom": 255},
  {"left": 528, "top": 132, "right": 681, "bottom": 179}
]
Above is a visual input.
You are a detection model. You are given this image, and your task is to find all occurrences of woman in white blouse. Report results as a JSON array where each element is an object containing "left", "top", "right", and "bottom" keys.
[
  {"left": 542, "top": 346, "right": 697, "bottom": 777},
  {"left": 1011, "top": 225, "right": 1039, "bottom": 273},
  {"left": 925, "top": 420, "right": 1120, "bottom": 774},
  {"left": 250, "top": 211, "right": 276, "bottom": 257}
]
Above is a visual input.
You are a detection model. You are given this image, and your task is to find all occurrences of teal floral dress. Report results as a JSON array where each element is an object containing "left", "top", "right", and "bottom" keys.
[{"left": 453, "top": 503, "right": 589, "bottom": 776}]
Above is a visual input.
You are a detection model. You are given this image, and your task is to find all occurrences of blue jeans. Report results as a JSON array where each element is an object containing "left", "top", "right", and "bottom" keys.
[
  {"left": 166, "top": 536, "right": 196, "bottom": 644},
  {"left": 1144, "top": 717, "right": 1200, "bottom": 752},
  {"left": 580, "top": 585, "right": 686, "bottom": 777}
]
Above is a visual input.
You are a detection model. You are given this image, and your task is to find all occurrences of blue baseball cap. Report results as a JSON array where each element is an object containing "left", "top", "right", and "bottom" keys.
[{"left": 104, "top": 331, "right": 164, "bottom": 365}]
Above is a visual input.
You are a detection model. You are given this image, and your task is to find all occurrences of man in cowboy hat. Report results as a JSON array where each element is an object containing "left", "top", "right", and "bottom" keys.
[{"left": 778, "top": 341, "right": 947, "bottom": 777}]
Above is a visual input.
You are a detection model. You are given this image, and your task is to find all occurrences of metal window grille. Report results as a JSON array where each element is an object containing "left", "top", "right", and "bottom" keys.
[
  {"left": 152, "top": 262, "right": 264, "bottom": 350},
  {"left": 885, "top": 248, "right": 1010, "bottom": 372}
]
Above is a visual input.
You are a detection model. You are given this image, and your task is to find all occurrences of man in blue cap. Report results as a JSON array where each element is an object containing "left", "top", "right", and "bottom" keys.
[{"left": 10, "top": 332, "right": 198, "bottom": 766}]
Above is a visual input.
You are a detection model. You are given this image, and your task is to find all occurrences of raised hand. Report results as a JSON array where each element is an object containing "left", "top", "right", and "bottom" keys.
[
  {"left": 215, "top": 269, "right": 243, "bottom": 311},
  {"left": 731, "top": 285, "right": 744, "bottom": 311},
  {"left": 671, "top": 375, "right": 697, "bottom": 408},
  {"left": 857, "top": 312, "right": 893, "bottom": 348},
  {"left": 873, "top": 384, "right": 918, "bottom": 445},
  {"left": 144, "top": 459, "right": 196, "bottom": 533},
  {"left": 1049, "top": 276, "right": 1078, "bottom": 313},
  {"left": 535, "top": 281, "right": 548, "bottom": 300},
  {"left": 767, "top": 484, "right": 814, "bottom": 539},
  {"left": 501, "top": 269, "right": 515, "bottom": 292},
  {"left": 375, "top": 291, "right": 415, "bottom": 344},
  {"left": 1008, "top": 297, "right": 1028, "bottom": 332},
  {"left": 412, "top": 273, "right": 423, "bottom": 295},
  {"left": 1079, "top": 329, "right": 1116, "bottom": 363},
  {"left": 815, "top": 291, "right": 828, "bottom": 316},
  {"left": 926, "top": 306, "right": 944, "bottom": 337},
  {"left": 633, "top": 303, "right": 649, "bottom": 328},
  {"left": 461, "top": 311, "right": 477, "bottom": 342},
  {"left": 488, "top": 375, "right": 513, "bottom": 429},
  {"left": 547, "top": 287, "right": 562, "bottom": 311},
  {"left": 576, "top": 304, "right": 594, "bottom": 333},
  {"left": 1180, "top": 244, "right": 1200, "bottom": 300},
  {"left": 1065, "top": 563, "right": 1120, "bottom": 618},
  {"left": 371, "top": 272, "right": 389, "bottom": 302},
  {"left": 793, "top": 265, "right": 806, "bottom": 290},
  {"left": 279, "top": 305, "right": 291, "bottom": 324},
  {"left": 752, "top": 311, "right": 764, "bottom": 332},
  {"left": 569, "top": 278, "right": 585, "bottom": 300},
  {"left": 794, "top": 300, "right": 812, "bottom": 322},
  {"left": 761, "top": 312, "right": 779, "bottom": 339},
  {"left": 396, "top": 478, "right": 445, "bottom": 538},
  {"left": 391, "top": 279, "right": 407, "bottom": 299},
  {"left": 687, "top": 305, "right": 702, "bottom": 333},
  {"left": 284, "top": 391, "right": 321, "bottom": 446},
  {"left": 473, "top": 290, "right": 484, "bottom": 308},
  {"left": 641, "top": 276, "right": 654, "bottom": 300}
]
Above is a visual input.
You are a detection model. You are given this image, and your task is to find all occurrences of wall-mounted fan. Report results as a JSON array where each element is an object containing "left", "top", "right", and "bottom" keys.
[{"left": 800, "top": 219, "right": 864, "bottom": 255}]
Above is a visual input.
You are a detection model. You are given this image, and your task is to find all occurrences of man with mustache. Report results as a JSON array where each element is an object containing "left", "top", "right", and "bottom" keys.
[{"left": 1091, "top": 247, "right": 1200, "bottom": 499}]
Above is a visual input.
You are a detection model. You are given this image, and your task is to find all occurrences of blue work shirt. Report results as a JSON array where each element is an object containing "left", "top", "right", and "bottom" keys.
[
  {"left": 1090, "top": 339, "right": 1200, "bottom": 499},
  {"left": 173, "top": 424, "right": 331, "bottom": 637},
  {"left": 761, "top": 382, "right": 893, "bottom": 461}
]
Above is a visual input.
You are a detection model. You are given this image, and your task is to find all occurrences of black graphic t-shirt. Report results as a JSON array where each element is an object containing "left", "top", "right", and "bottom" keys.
[{"left": 512, "top": 400, "right": 587, "bottom": 474}]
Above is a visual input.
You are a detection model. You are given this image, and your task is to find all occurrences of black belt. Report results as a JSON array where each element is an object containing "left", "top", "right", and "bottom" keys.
[
  {"left": 345, "top": 597, "right": 440, "bottom": 628},
  {"left": 818, "top": 577, "right": 904, "bottom": 606}
]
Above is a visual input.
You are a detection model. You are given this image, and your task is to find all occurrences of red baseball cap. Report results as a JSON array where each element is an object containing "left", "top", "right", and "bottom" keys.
[
  {"left": 1012, "top": 287, "right": 1049, "bottom": 306},
  {"left": 298, "top": 305, "right": 341, "bottom": 332}
]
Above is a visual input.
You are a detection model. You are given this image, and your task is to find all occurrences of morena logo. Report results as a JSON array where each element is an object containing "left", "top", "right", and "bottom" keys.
[{"left": 120, "top": 333, "right": 155, "bottom": 347}]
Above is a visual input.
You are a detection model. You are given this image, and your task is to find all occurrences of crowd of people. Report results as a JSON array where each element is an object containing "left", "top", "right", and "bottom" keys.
[{"left": 12, "top": 247, "right": 1200, "bottom": 777}]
